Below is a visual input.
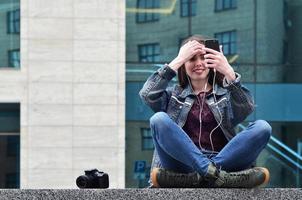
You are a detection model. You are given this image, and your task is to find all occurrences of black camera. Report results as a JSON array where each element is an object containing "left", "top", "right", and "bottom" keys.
[{"left": 76, "top": 169, "right": 109, "bottom": 189}]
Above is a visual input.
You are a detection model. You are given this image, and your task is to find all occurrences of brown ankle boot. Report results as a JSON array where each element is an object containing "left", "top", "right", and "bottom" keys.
[
  {"left": 204, "top": 163, "right": 270, "bottom": 188},
  {"left": 151, "top": 168, "right": 206, "bottom": 188},
  {"left": 150, "top": 163, "right": 269, "bottom": 188}
]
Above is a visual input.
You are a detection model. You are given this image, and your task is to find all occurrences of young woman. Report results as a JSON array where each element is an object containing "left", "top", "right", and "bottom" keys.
[{"left": 139, "top": 35, "right": 272, "bottom": 188}]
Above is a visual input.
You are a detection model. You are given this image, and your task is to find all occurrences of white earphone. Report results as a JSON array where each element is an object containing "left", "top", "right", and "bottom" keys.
[{"left": 186, "top": 69, "right": 223, "bottom": 155}]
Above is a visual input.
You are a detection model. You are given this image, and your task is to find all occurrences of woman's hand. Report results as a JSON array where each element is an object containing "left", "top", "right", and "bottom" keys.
[
  {"left": 203, "top": 45, "right": 236, "bottom": 82},
  {"left": 169, "top": 40, "right": 205, "bottom": 72}
]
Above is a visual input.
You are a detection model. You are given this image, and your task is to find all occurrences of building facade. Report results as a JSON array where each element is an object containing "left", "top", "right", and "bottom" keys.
[{"left": 126, "top": 0, "right": 302, "bottom": 188}]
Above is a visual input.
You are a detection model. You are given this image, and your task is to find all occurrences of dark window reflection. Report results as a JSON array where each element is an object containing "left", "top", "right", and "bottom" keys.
[
  {"left": 0, "top": 103, "right": 20, "bottom": 188},
  {"left": 6, "top": 136, "right": 19, "bottom": 157}
]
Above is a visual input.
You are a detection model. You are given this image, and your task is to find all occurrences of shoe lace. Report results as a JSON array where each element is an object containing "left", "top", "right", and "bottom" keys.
[
  {"left": 207, "top": 164, "right": 262, "bottom": 188},
  {"left": 224, "top": 172, "right": 250, "bottom": 186},
  {"left": 227, "top": 168, "right": 267, "bottom": 188}
]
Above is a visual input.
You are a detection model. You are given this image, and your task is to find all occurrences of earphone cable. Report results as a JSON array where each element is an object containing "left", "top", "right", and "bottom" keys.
[
  {"left": 185, "top": 69, "right": 222, "bottom": 155},
  {"left": 186, "top": 74, "right": 207, "bottom": 151},
  {"left": 209, "top": 69, "right": 223, "bottom": 158}
]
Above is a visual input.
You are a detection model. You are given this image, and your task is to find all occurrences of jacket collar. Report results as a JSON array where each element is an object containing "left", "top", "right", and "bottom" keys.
[{"left": 178, "top": 83, "right": 228, "bottom": 98}]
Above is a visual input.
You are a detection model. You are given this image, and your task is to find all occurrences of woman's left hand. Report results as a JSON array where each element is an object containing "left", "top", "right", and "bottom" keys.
[{"left": 203, "top": 45, "right": 236, "bottom": 82}]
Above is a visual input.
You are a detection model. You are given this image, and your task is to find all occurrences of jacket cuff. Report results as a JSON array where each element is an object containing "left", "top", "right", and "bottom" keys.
[
  {"left": 223, "top": 72, "right": 241, "bottom": 89},
  {"left": 158, "top": 64, "right": 177, "bottom": 80}
]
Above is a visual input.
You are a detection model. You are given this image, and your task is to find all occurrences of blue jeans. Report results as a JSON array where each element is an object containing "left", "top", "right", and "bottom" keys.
[{"left": 150, "top": 112, "right": 272, "bottom": 176}]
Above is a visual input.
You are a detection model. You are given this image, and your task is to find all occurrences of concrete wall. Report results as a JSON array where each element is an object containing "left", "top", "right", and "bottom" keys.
[{"left": 0, "top": 0, "right": 125, "bottom": 188}]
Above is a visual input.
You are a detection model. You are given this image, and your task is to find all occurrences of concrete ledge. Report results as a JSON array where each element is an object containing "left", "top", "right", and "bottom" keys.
[{"left": 0, "top": 188, "right": 301, "bottom": 200}]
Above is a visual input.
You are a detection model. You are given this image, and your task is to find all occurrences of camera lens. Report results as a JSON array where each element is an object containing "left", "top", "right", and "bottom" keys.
[{"left": 76, "top": 175, "right": 89, "bottom": 188}]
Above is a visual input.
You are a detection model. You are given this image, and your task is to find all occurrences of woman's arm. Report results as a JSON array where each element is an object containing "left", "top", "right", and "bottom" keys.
[
  {"left": 140, "top": 40, "right": 205, "bottom": 112},
  {"left": 203, "top": 45, "right": 254, "bottom": 126},
  {"left": 139, "top": 64, "right": 176, "bottom": 112},
  {"left": 223, "top": 74, "right": 255, "bottom": 126}
]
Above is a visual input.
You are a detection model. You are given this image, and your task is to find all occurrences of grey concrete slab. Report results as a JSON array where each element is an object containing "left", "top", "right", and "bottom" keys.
[{"left": 0, "top": 189, "right": 301, "bottom": 200}]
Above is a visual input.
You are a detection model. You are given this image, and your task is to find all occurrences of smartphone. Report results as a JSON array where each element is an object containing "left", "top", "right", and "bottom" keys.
[
  {"left": 204, "top": 39, "right": 220, "bottom": 52},
  {"left": 204, "top": 40, "right": 220, "bottom": 69}
]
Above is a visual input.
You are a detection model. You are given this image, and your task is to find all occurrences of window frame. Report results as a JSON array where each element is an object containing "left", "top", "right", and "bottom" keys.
[
  {"left": 138, "top": 43, "right": 160, "bottom": 63},
  {"left": 214, "top": 30, "right": 237, "bottom": 56},
  {"left": 141, "top": 128, "right": 154, "bottom": 150},
  {"left": 8, "top": 49, "right": 20, "bottom": 68},
  {"left": 7, "top": 9, "right": 20, "bottom": 34},
  {"left": 214, "top": 0, "right": 237, "bottom": 12},
  {"left": 180, "top": 0, "right": 197, "bottom": 17},
  {"left": 136, "top": 0, "right": 160, "bottom": 23}
]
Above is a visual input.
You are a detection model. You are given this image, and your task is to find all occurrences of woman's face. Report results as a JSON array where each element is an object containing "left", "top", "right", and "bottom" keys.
[{"left": 184, "top": 43, "right": 210, "bottom": 81}]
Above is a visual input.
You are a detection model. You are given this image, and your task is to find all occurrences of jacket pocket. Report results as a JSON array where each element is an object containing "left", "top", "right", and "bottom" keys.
[
  {"left": 166, "top": 96, "right": 184, "bottom": 121},
  {"left": 209, "top": 97, "right": 229, "bottom": 123}
]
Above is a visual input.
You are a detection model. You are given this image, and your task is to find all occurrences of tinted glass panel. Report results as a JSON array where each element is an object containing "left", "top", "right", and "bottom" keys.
[{"left": 0, "top": 0, "right": 20, "bottom": 68}]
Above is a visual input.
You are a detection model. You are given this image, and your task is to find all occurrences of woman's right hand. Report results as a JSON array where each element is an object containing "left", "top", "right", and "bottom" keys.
[{"left": 169, "top": 40, "right": 205, "bottom": 72}]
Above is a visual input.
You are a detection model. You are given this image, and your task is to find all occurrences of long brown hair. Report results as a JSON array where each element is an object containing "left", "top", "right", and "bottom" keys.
[{"left": 177, "top": 35, "right": 224, "bottom": 88}]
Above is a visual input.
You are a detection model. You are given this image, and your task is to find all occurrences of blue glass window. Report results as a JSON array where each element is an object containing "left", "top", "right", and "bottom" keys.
[
  {"left": 7, "top": 9, "right": 20, "bottom": 34},
  {"left": 8, "top": 49, "right": 20, "bottom": 68},
  {"left": 181, "top": 0, "right": 197, "bottom": 17},
  {"left": 136, "top": 0, "right": 160, "bottom": 23},
  {"left": 138, "top": 43, "right": 160, "bottom": 62},
  {"left": 215, "top": 0, "right": 237, "bottom": 11},
  {"left": 215, "top": 31, "right": 237, "bottom": 55},
  {"left": 1, "top": 1, "right": 20, "bottom": 68},
  {"left": 141, "top": 128, "right": 154, "bottom": 150}
]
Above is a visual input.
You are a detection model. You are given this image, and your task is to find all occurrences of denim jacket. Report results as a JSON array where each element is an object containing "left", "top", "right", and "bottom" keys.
[{"left": 139, "top": 64, "right": 255, "bottom": 171}]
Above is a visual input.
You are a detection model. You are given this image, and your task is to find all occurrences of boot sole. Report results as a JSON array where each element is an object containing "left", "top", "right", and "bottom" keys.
[
  {"left": 255, "top": 167, "right": 270, "bottom": 187},
  {"left": 150, "top": 168, "right": 160, "bottom": 188}
]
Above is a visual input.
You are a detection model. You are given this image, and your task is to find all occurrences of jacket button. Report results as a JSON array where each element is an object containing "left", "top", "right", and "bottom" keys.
[{"left": 179, "top": 106, "right": 182, "bottom": 109}]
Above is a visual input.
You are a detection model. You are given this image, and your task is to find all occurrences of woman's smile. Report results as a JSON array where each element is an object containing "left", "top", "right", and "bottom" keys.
[
  {"left": 191, "top": 67, "right": 209, "bottom": 77},
  {"left": 193, "top": 67, "right": 206, "bottom": 73}
]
